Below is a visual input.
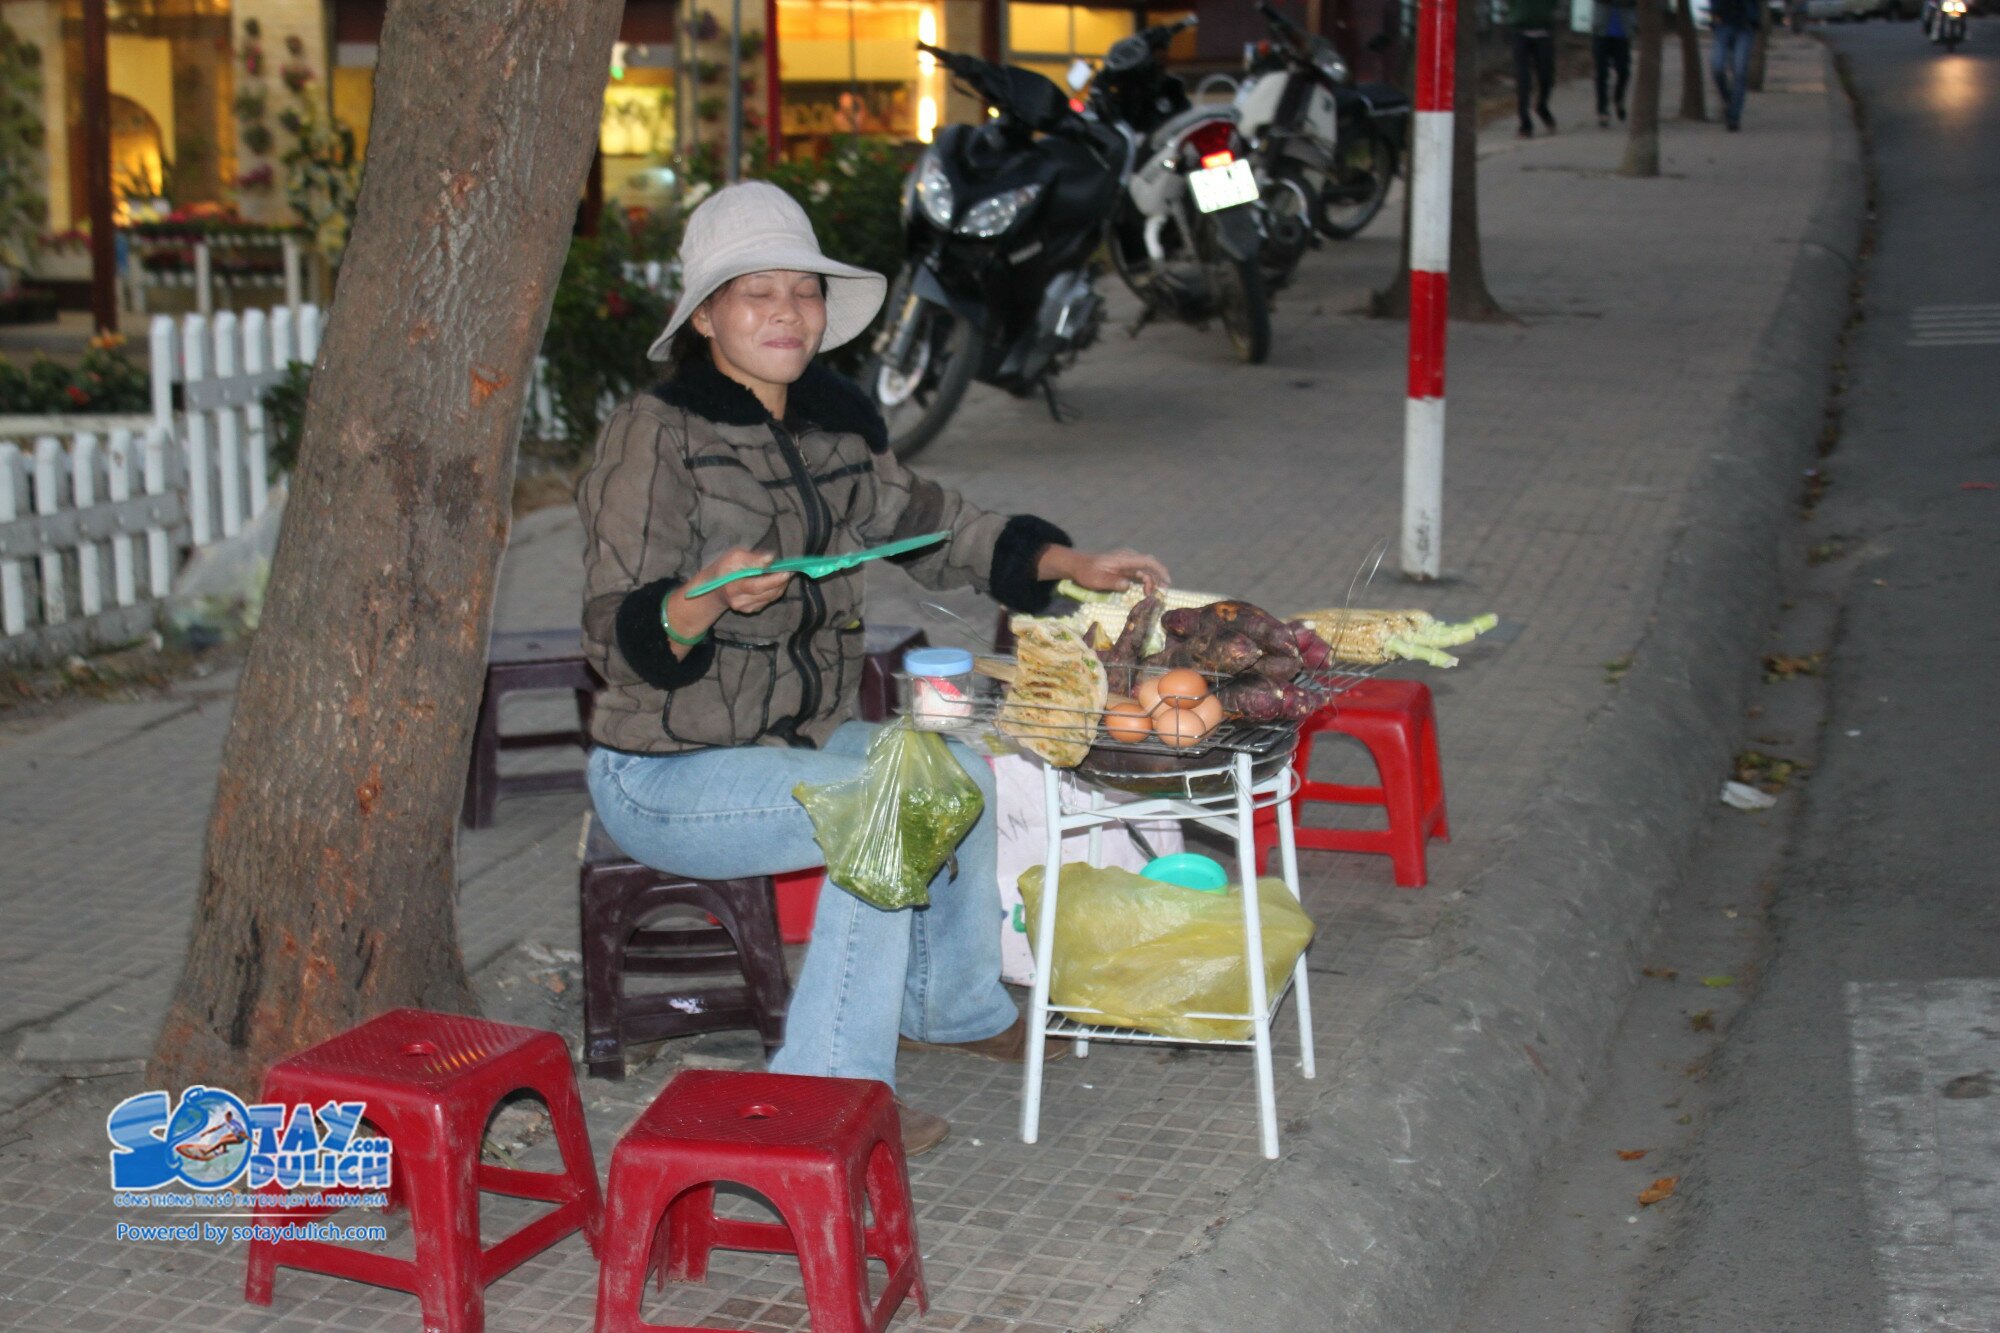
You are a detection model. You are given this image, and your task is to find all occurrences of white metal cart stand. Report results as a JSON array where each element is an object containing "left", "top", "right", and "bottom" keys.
[{"left": 1019, "top": 749, "right": 1312, "bottom": 1160}]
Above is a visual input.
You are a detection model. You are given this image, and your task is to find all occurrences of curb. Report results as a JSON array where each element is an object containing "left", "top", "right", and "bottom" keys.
[{"left": 1113, "top": 49, "right": 1866, "bottom": 1333}]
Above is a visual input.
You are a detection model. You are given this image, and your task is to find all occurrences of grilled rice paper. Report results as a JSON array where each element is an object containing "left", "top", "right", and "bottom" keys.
[{"left": 998, "top": 617, "right": 1108, "bottom": 768}]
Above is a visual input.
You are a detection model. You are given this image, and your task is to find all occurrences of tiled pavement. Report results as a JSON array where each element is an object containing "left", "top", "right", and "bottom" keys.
[{"left": 0, "top": 41, "right": 1839, "bottom": 1332}]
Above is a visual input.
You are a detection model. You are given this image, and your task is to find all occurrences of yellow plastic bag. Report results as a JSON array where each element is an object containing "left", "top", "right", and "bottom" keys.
[
  {"left": 793, "top": 721, "right": 985, "bottom": 911},
  {"left": 1016, "top": 863, "right": 1315, "bottom": 1041}
]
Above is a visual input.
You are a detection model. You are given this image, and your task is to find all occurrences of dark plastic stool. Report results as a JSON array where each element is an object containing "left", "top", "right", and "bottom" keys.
[
  {"left": 245, "top": 1009, "right": 602, "bottom": 1333},
  {"left": 462, "top": 629, "right": 602, "bottom": 830},
  {"left": 580, "top": 818, "right": 791, "bottom": 1081},
  {"left": 593, "top": 1070, "right": 925, "bottom": 1333},
  {"left": 856, "top": 623, "right": 927, "bottom": 722}
]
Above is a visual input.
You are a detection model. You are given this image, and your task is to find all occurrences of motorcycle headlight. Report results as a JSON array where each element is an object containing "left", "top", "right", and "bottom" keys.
[
  {"left": 916, "top": 153, "right": 955, "bottom": 229},
  {"left": 1942, "top": 2, "right": 1965, "bottom": 14},
  {"left": 955, "top": 184, "right": 1043, "bottom": 238}
]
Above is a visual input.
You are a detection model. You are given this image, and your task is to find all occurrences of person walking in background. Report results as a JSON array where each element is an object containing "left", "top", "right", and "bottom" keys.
[
  {"left": 1592, "top": 0, "right": 1636, "bottom": 128},
  {"left": 1510, "top": 0, "right": 1560, "bottom": 137},
  {"left": 1710, "top": 0, "right": 1759, "bottom": 131}
]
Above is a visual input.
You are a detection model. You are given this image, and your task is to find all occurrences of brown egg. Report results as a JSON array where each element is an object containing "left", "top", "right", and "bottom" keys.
[
  {"left": 1155, "top": 705, "right": 1212, "bottom": 749},
  {"left": 1135, "top": 676, "right": 1165, "bottom": 716},
  {"left": 1190, "top": 693, "right": 1224, "bottom": 735},
  {"left": 1102, "top": 701, "right": 1153, "bottom": 744},
  {"left": 1157, "top": 668, "right": 1209, "bottom": 710}
]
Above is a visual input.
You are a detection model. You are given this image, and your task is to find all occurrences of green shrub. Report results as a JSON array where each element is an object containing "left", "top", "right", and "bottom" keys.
[
  {"left": 0, "top": 338, "right": 149, "bottom": 414},
  {"left": 261, "top": 359, "right": 311, "bottom": 477},
  {"left": 539, "top": 209, "right": 680, "bottom": 454}
]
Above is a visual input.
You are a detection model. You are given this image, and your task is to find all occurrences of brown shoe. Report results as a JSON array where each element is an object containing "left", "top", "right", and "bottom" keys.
[
  {"left": 895, "top": 1100, "right": 949, "bottom": 1157},
  {"left": 898, "top": 1015, "right": 1070, "bottom": 1064}
]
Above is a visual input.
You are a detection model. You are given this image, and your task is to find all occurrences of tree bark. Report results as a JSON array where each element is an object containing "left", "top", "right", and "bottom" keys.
[
  {"left": 1675, "top": 0, "right": 1707, "bottom": 120},
  {"left": 1620, "top": 0, "right": 1664, "bottom": 177},
  {"left": 1372, "top": 0, "right": 1508, "bottom": 321},
  {"left": 149, "top": 0, "right": 624, "bottom": 1095}
]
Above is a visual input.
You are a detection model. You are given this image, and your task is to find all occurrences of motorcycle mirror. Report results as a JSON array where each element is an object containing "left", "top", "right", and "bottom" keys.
[{"left": 1066, "top": 58, "right": 1093, "bottom": 91}]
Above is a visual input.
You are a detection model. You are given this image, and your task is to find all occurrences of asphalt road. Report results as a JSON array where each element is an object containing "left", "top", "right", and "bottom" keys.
[{"left": 1457, "top": 22, "right": 2000, "bottom": 1331}]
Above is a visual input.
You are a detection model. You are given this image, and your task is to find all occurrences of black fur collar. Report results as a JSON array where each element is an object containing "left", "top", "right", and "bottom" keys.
[{"left": 651, "top": 353, "right": 890, "bottom": 454}]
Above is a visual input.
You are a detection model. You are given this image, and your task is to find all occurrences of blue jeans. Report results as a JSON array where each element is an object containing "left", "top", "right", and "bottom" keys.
[
  {"left": 1711, "top": 25, "right": 1754, "bottom": 128},
  {"left": 586, "top": 722, "right": 1019, "bottom": 1090}
]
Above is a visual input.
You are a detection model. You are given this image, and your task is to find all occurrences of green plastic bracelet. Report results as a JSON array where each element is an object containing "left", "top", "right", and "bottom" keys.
[{"left": 661, "top": 598, "right": 708, "bottom": 647}]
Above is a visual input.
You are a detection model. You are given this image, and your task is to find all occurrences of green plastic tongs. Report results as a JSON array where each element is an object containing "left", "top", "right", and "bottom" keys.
[{"left": 682, "top": 530, "right": 951, "bottom": 598}]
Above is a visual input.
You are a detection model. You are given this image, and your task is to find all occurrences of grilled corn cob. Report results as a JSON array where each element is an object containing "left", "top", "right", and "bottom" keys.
[
  {"left": 1056, "top": 580, "right": 1223, "bottom": 655},
  {"left": 1291, "top": 608, "right": 1498, "bottom": 668}
]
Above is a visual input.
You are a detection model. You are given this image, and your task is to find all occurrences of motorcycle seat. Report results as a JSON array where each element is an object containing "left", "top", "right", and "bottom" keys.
[{"left": 1338, "top": 84, "right": 1412, "bottom": 115}]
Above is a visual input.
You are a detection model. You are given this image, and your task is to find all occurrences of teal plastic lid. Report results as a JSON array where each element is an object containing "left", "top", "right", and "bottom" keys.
[{"left": 1140, "top": 853, "right": 1229, "bottom": 893}]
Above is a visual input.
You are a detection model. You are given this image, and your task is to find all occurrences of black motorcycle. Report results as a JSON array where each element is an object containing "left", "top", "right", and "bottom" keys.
[
  {"left": 862, "top": 45, "right": 1126, "bottom": 459},
  {"left": 1246, "top": 1, "right": 1406, "bottom": 253},
  {"left": 1090, "top": 17, "right": 1273, "bottom": 364}
]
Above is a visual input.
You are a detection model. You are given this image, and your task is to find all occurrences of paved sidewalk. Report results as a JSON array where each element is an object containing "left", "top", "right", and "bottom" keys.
[{"left": 0, "top": 39, "right": 1845, "bottom": 1333}]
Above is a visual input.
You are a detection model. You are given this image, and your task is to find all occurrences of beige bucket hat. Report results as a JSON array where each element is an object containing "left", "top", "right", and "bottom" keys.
[{"left": 645, "top": 180, "right": 887, "bottom": 360}]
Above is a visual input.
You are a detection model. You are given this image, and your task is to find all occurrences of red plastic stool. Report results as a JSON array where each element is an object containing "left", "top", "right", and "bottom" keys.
[
  {"left": 245, "top": 1009, "right": 604, "bottom": 1332},
  {"left": 1254, "top": 678, "right": 1449, "bottom": 888},
  {"left": 594, "top": 1069, "right": 926, "bottom": 1333}
]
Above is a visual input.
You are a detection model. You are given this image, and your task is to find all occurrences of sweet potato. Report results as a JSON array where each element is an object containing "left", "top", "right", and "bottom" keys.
[
  {"left": 1179, "top": 629, "right": 1261, "bottom": 676},
  {"left": 1216, "top": 676, "right": 1286, "bottom": 722},
  {"left": 1164, "top": 601, "right": 1297, "bottom": 658},
  {"left": 1104, "top": 593, "right": 1162, "bottom": 695},
  {"left": 1287, "top": 620, "right": 1333, "bottom": 670}
]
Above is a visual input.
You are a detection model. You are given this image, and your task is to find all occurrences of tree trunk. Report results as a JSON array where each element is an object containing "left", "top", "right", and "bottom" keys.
[
  {"left": 1372, "top": 0, "right": 1508, "bottom": 321},
  {"left": 1621, "top": 0, "right": 1664, "bottom": 177},
  {"left": 1748, "top": 0, "right": 1774, "bottom": 91},
  {"left": 148, "top": 0, "right": 624, "bottom": 1095},
  {"left": 1675, "top": 0, "right": 1707, "bottom": 120}
]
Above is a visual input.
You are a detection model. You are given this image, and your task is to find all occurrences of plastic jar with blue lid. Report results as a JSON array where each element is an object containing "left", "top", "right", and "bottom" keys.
[{"left": 903, "top": 646, "right": 975, "bottom": 729}]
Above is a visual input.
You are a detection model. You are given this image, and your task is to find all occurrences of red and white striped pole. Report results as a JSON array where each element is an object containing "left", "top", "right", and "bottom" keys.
[{"left": 1402, "top": 0, "right": 1456, "bottom": 580}]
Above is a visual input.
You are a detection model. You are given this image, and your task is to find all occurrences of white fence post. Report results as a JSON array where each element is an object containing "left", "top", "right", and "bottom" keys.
[
  {"left": 213, "top": 312, "right": 244, "bottom": 539},
  {"left": 107, "top": 428, "right": 138, "bottom": 609},
  {"left": 194, "top": 240, "right": 214, "bottom": 319},
  {"left": 32, "top": 437, "right": 67, "bottom": 627},
  {"left": 149, "top": 315, "right": 176, "bottom": 432},
  {"left": 181, "top": 315, "right": 213, "bottom": 547},
  {"left": 142, "top": 426, "right": 173, "bottom": 598},
  {"left": 71, "top": 434, "right": 103, "bottom": 617},
  {"left": 300, "top": 303, "right": 322, "bottom": 365},
  {"left": 0, "top": 444, "right": 24, "bottom": 636},
  {"left": 242, "top": 308, "right": 270, "bottom": 514}
]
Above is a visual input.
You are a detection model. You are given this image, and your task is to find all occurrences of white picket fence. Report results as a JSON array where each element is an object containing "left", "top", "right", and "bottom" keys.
[
  {"left": 0, "top": 306, "right": 322, "bottom": 663},
  {"left": 1, "top": 283, "right": 639, "bottom": 663}
]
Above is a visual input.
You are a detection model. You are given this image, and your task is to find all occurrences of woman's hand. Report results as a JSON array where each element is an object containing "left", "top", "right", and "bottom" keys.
[
  {"left": 662, "top": 547, "right": 794, "bottom": 655},
  {"left": 1037, "top": 546, "right": 1171, "bottom": 595},
  {"left": 698, "top": 547, "right": 794, "bottom": 616}
]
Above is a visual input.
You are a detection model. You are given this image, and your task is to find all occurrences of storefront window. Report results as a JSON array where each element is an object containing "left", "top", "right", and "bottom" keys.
[
  {"left": 1005, "top": 3, "right": 1137, "bottom": 88},
  {"left": 776, "top": 0, "right": 936, "bottom": 155}
]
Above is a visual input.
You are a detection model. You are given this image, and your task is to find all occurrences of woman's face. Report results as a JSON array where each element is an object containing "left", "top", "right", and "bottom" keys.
[{"left": 691, "top": 269, "right": 828, "bottom": 394}]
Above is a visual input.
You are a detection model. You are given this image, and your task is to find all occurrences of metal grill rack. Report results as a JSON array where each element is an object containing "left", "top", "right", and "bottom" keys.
[{"left": 898, "top": 655, "right": 1385, "bottom": 1160}]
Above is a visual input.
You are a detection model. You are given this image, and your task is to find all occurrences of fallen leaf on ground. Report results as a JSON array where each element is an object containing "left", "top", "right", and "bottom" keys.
[
  {"left": 1638, "top": 1177, "right": 1679, "bottom": 1206},
  {"left": 1701, "top": 975, "right": 1735, "bottom": 989},
  {"left": 1643, "top": 966, "right": 1679, "bottom": 981},
  {"left": 1762, "top": 652, "right": 1826, "bottom": 682},
  {"left": 1690, "top": 1010, "right": 1716, "bottom": 1033},
  {"left": 1617, "top": 1149, "right": 1649, "bottom": 1161}
]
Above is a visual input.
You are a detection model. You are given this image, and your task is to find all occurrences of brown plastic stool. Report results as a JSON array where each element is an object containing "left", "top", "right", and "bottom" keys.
[
  {"left": 462, "top": 629, "right": 602, "bottom": 830},
  {"left": 579, "top": 817, "right": 791, "bottom": 1081}
]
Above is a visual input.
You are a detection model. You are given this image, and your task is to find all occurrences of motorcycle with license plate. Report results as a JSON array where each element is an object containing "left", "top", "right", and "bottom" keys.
[
  {"left": 1923, "top": 0, "right": 1967, "bottom": 50},
  {"left": 1087, "top": 16, "right": 1273, "bottom": 366},
  {"left": 1237, "top": 1, "right": 1407, "bottom": 288},
  {"left": 863, "top": 44, "right": 1128, "bottom": 459}
]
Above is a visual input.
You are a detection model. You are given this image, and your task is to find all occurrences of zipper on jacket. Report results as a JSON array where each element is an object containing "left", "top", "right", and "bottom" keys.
[{"left": 769, "top": 421, "right": 833, "bottom": 741}]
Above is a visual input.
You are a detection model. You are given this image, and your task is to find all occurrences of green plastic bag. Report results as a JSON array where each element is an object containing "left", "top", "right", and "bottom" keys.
[
  {"left": 794, "top": 721, "right": 985, "bottom": 910},
  {"left": 1016, "top": 863, "right": 1315, "bottom": 1041}
]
